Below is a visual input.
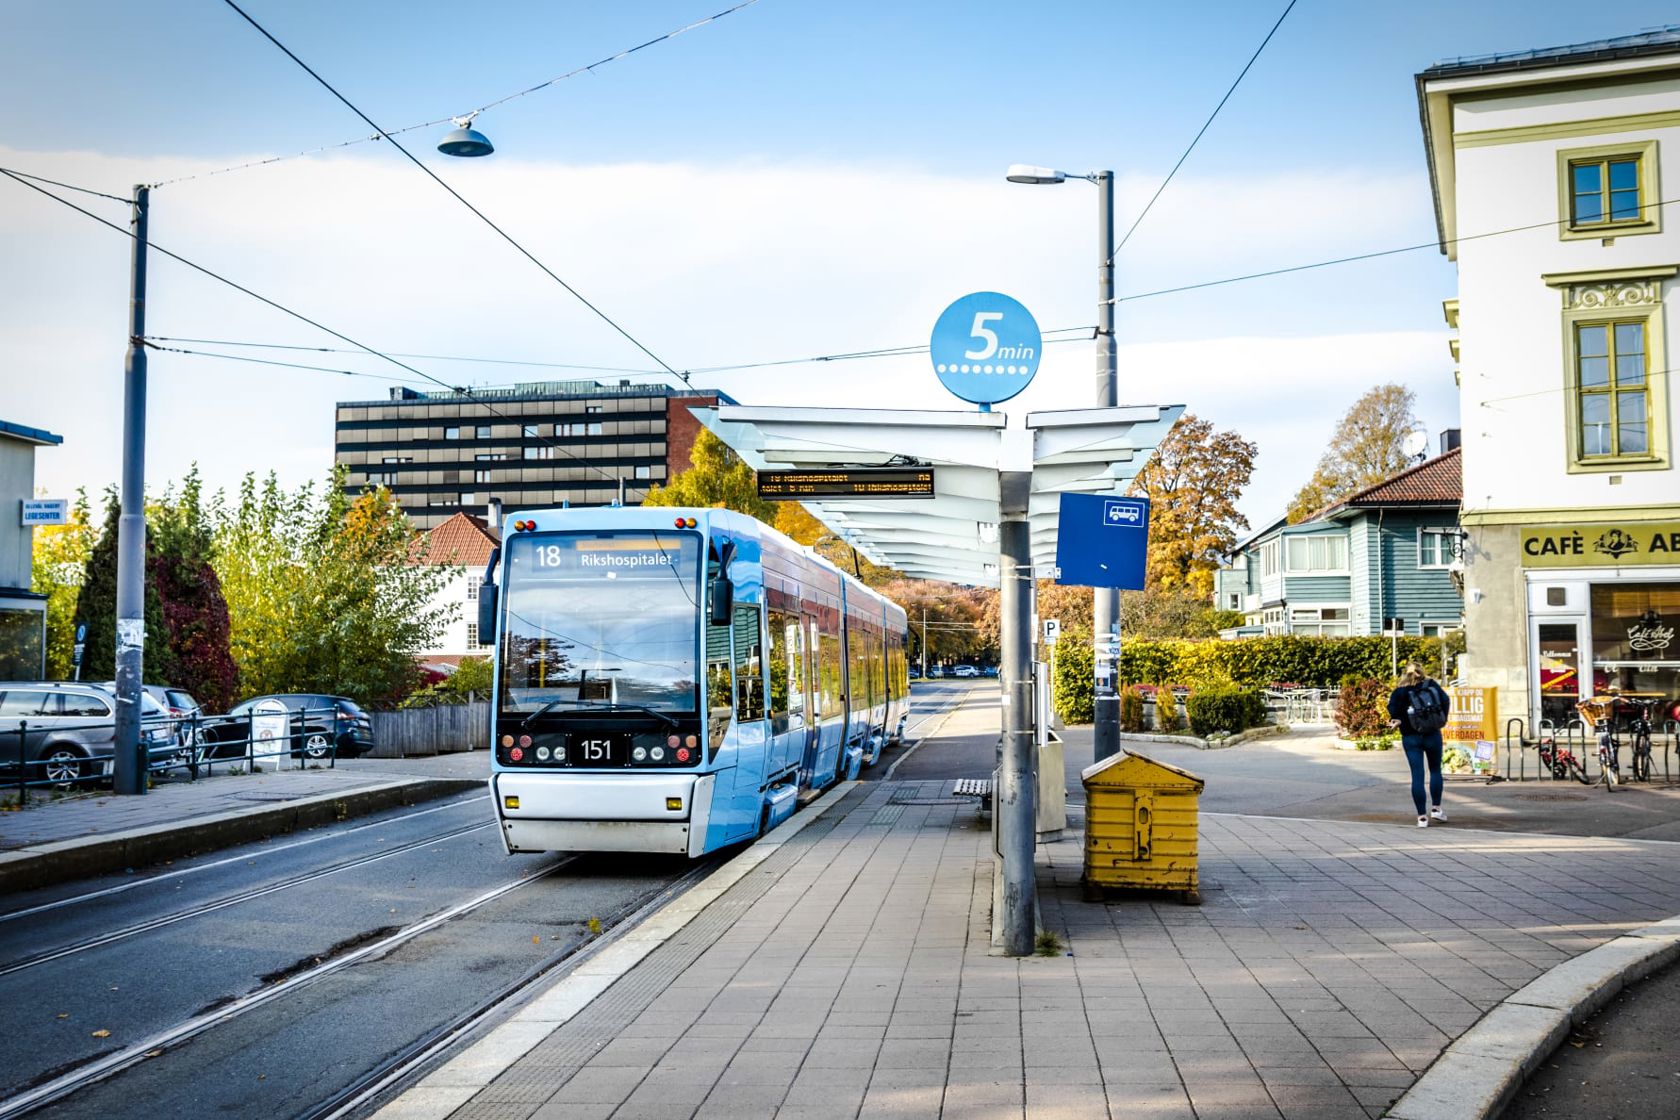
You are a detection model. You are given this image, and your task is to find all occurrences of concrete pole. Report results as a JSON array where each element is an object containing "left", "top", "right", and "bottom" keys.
[
  {"left": 113, "top": 185, "right": 149, "bottom": 796},
  {"left": 997, "top": 474, "right": 1036, "bottom": 956},
  {"left": 1092, "top": 170, "right": 1121, "bottom": 762}
]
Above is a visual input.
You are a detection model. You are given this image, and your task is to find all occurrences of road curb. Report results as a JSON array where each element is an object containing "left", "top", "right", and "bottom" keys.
[
  {"left": 371, "top": 777, "right": 862, "bottom": 1120},
  {"left": 1384, "top": 913, "right": 1680, "bottom": 1119},
  {"left": 0, "top": 777, "right": 482, "bottom": 895}
]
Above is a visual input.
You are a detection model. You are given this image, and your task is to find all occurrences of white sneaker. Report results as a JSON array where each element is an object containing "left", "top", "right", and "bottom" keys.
[
  {"left": 1431, "top": 808, "right": 1447, "bottom": 822},
  {"left": 1417, "top": 816, "right": 1429, "bottom": 828}
]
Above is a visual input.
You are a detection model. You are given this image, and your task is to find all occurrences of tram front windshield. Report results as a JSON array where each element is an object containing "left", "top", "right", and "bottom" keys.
[{"left": 498, "top": 532, "right": 702, "bottom": 715}]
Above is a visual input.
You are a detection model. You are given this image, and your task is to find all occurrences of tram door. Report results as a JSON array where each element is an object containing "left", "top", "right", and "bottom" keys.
[{"left": 799, "top": 614, "right": 823, "bottom": 788}]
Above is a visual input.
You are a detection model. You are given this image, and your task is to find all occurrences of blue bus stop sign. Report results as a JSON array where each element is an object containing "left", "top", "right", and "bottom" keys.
[
  {"left": 930, "top": 292, "right": 1042, "bottom": 407},
  {"left": 1053, "top": 492, "right": 1150, "bottom": 590}
]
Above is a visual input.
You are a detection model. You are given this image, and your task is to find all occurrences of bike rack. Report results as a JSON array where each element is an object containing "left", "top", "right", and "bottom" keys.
[{"left": 1504, "top": 717, "right": 1528, "bottom": 782}]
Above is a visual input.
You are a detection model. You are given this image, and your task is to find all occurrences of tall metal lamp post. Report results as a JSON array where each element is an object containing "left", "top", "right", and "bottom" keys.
[{"left": 1006, "top": 165, "right": 1120, "bottom": 761}]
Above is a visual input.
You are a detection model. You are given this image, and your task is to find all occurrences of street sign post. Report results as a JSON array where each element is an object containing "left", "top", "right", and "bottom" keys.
[
  {"left": 1053, "top": 493, "right": 1150, "bottom": 590},
  {"left": 1043, "top": 619, "right": 1060, "bottom": 645},
  {"left": 929, "top": 292, "right": 1042, "bottom": 409}
]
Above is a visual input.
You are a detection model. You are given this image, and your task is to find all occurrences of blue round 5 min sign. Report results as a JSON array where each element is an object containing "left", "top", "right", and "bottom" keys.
[{"left": 930, "top": 292, "right": 1042, "bottom": 406}]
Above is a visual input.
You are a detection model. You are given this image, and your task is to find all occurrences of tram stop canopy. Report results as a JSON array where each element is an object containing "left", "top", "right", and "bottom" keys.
[{"left": 693, "top": 403, "right": 1185, "bottom": 587}]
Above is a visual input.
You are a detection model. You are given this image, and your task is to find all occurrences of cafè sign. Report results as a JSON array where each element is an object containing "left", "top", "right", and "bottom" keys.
[{"left": 1520, "top": 521, "right": 1680, "bottom": 568}]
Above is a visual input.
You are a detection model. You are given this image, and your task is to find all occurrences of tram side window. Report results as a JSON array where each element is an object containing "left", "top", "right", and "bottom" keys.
[
  {"left": 816, "top": 614, "right": 844, "bottom": 720},
  {"left": 733, "top": 605, "right": 764, "bottom": 722},
  {"left": 706, "top": 617, "right": 733, "bottom": 746},
  {"left": 847, "top": 623, "right": 868, "bottom": 710},
  {"left": 769, "top": 607, "right": 803, "bottom": 732},
  {"left": 869, "top": 629, "right": 884, "bottom": 708}
]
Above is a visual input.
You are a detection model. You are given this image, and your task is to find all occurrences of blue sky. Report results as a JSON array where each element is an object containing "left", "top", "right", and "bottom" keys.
[{"left": 5, "top": 1, "right": 1678, "bottom": 526}]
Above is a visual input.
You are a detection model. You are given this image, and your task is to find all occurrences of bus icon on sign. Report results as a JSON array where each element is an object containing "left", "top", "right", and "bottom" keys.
[{"left": 1102, "top": 499, "right": 1142, "bottom": 526}]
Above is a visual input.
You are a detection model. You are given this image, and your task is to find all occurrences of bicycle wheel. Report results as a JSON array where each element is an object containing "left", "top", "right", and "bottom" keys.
[
  {"left": 1632, "top": 733, "right": 1652, "bottom": 782},
  {"left": 1568, "top": 755, "right": 1592, "bottom": 785},
  {"left": 1600, "top": 749, "right": 1619, "bottom": 789}
]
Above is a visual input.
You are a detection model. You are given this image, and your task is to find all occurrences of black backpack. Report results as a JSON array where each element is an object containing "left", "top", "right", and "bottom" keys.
[{"left": 1408, "top": 682, "right": 1449, "bottom": 732}]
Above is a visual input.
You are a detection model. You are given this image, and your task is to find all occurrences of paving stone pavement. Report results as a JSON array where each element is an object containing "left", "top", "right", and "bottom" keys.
[{"left": 431, "top": 779, "right": 1680, "bottom": 1120}]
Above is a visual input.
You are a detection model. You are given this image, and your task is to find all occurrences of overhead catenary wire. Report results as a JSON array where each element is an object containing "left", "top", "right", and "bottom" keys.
[
  {"left": 220, "top": 0, "right": 687, "bottom": 385},
  {"left": 152, "top": 1, "right": 763, "bottom": 188},
  {"left": 1109, "top": 0, "right": 1297, "bottom": 262},
  {"left": 0, "top": 167, "right": 628, "bottom": 487},
  {"left": 140, "top": 325, "right": 1099, "bottom": 382},
  {"left": 0, "top": 168, "right": 131, "bottom": 204}
]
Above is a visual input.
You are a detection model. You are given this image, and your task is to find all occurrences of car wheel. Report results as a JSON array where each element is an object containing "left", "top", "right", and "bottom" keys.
[
  {"left": 42, "top": 746, "right": 88, "bottom": 787},
  {"left": 300, "top": 732, "right": 332, "bottom": 760}
]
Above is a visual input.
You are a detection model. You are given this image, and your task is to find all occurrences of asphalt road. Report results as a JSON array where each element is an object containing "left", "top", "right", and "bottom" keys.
[{"left": 0, "top": 790, "right": 704, "bottom": 1119}]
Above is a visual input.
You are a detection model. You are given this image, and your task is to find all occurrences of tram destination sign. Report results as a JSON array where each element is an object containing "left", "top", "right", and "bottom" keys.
[{"left": 756, "top": 468, "right": 936, "bottom": 500}]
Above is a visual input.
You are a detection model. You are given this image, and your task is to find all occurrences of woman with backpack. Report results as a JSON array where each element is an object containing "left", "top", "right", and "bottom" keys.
[{"left": 1388, "top": 663, "right": 1451, "bottom": 827}]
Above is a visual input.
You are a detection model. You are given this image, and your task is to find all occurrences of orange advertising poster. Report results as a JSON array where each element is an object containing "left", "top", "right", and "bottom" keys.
[{"left": 1445, "top": 686, "right": 1499, "bottom": 774}]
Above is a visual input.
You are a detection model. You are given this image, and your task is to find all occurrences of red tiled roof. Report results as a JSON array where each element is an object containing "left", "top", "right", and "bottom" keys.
[
  {"left": 414, "top": 511, "right": 500, "bottom": 567},
  {"left": 1333, "top": 447, "right": 1462, "bottom": 510}
]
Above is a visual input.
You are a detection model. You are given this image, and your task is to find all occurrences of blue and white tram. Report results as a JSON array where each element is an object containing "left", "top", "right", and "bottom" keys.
[{"left": 479, "top": 506, "right": 910, "bottom": 858}]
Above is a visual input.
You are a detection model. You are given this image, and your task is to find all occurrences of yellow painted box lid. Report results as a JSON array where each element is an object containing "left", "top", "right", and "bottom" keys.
[{"left": 1081, "top": 749, "right": 1204, "bottom": 793}]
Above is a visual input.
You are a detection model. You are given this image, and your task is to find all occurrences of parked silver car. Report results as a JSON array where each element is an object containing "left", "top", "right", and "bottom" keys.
[{"left": 0, "top": 682, "right": 180, "bottom": 785}]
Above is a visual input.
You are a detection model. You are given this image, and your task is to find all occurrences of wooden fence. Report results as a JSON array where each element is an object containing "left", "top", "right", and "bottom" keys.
[{"left": 367, "top": 702, "right": 489, "bottom": 757}]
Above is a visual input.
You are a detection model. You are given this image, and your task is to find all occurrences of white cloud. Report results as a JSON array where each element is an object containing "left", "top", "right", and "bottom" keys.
[{"left": 1, "top": 145, "right": 1446, "bottom": 530}]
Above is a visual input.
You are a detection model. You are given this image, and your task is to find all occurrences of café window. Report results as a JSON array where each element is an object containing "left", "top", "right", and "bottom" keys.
[{"left": 1590, "top": 584, "right": 1680, "bottom": 718}]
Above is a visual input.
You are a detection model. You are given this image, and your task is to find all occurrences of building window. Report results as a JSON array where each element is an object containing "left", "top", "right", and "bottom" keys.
[
  {"left": 1576, "top": 321, "right": 1648, "bottom": 459},
  {"left": 466, "top": 622, "right": 479, "bottom": 646},
  {"left": 1557, "top": 140, "right": 1660, "bottom": 240},
  {"left": 1570, "top": 155, "right": 1641, "bottom": 226},
  {"left": 381, "top": 456, "right": 412, "bottom": 464},
  {"left": 1419, "top": 528, "right": 1461, "bottom": 569},
  {"left": 444, "top": 426, "right": 460, "bottom": 439},
  {"left": 459, "top": 492, "right": 478, "bottom": 506},
  {"left": 1226, "top": 593, "right": 1240, "bottom": 610},
  {"left": 472, "top": 469, "right": 491, "bottom": 483},
  {"left": 1284, "top": 534, "right": 1347, "bottom": 574},
  {"left": 1259, "top": 540, "right": 1280, "bottom": 578},
  {"left": 523, "top": 446, "right": 555, "bottom": 460},
  {"left": 634, "top": 464, "right": 651, "bottom": 479},
  {"left": 466, "top": 582, "right": 479, "bottom": 603},
  {"left": 585, "top": 404, "right": 603, "bottom": 414},
  {"left": 475, "top": 425, "right": 492, "bottom": 439},
  {"left": 557, "top": 422, "right": 604, "bottom": 437},
  {"left": 1549, "top": 268, "right": 1671, "bottom": 473},
  {"left": 1419, "top": 621, "right": 1460, "bottom": 638},
  {"left": 1289, "top": 606, "right": 1349, "bottom": 636}
]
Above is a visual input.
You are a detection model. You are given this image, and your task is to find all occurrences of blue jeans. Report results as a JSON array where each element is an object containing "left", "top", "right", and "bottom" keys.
[{"left": 1402, "top": 736, "right": 1444, "bottom": 816}]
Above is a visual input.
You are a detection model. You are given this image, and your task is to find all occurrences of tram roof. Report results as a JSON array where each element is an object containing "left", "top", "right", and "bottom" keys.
[{"left": 692, "top": 403, "right": 1184, "bottom": 588}]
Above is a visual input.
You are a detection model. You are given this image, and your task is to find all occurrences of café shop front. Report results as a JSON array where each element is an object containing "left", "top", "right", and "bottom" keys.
[{"left": 1524, "top": 520, "right": 1680, "bottom": 730}]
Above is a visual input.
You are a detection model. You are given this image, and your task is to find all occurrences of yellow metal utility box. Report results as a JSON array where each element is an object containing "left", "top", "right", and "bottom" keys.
[{"left": 1082, "top": 750, "right": 1203, "bottom": 905}]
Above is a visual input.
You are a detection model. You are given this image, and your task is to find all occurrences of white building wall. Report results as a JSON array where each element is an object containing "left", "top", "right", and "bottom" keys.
[
  {"left": 1452, "top": 91, "right": 1680, "bottom": 514},
  {"left": 419, "top": 568, "right": 482, "bottom": 659}
]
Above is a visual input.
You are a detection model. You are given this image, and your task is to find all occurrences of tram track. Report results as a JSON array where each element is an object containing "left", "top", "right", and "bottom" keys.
[
  {"left": 0, "top": 793, "right": 490, "bottom": 926},
  {"left": 0, "top": 816, "right": 497, "bottom": 979},
  {"left": 302, "top": 854, "right": 722, "bottom": 1120},
  {"left": 0, "top": 856, "right": 576, "bottom": 1120}
]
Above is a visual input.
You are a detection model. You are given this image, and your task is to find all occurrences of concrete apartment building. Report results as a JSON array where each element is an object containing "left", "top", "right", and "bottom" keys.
[
  {"left": 1418, "top": 27, "right": 1680, "bottom": 728},
  {"left": 334, "top": 380, "right": 733, "bottom": 530}
]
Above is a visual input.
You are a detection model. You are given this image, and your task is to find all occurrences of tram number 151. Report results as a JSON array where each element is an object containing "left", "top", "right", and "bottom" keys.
[{"left": 579, "top": 739, "right": 613, "bottom": 762}]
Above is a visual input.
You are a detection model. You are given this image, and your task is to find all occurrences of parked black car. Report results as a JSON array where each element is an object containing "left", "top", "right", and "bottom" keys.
[{"left": 203, "top": 694, "right": 375, "bottom": 761}]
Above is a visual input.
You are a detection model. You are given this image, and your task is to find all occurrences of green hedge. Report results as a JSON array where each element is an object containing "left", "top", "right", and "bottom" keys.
[
  {"left": 1186, "top": 687, "right": 1267, "bottom": 737},
  {"left": 1119, "top": 686, "right": 1145, "bottom": 732},
  {"left": 1051, "top": 633, "right": 1448, "bottom": 725}
]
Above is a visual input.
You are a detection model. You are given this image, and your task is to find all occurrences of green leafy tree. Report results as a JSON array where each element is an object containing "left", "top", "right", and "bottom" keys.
[
  {"left": 400, "top": 656, "right": 493, "bottom": 708},
  {"left": 213, "top": 470, "right": 456, "bottom": 705},
  {"left": 31, "top": 490, "right": 93, "bottom": 678},
  {"left": 1287, "top": 384, "right": 1420, "bottom": 523},
  {"left": 75, "top": 490, "right": 179, "bottom": 686},
  {"left": 151, "top": 467, "right": 238, "bottom": 712},
  {"left": 641, "top": 428, "right": 777, "bottom": 522},
  {"left": 1127, "top": 414, "right": 1257, "bottom": 598}
]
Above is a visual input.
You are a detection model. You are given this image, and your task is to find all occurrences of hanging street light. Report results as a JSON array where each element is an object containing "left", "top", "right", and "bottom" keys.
[{"left": 438, "top": 113, "right": 494, "bottom": 157}]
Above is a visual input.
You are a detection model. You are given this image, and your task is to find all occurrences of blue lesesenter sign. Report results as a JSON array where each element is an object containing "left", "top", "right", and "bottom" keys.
[
  {"left": 930, "top": 292, "right": 1042, "bottom": 407},
  {"left": 1053, "top": 492, "right": 1150, "bottom": 590}
]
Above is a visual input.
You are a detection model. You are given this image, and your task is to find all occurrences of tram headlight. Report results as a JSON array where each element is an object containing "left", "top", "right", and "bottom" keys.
[
  {"left": 536, "top": 746, "right": 551, "bottom": 762},
  {"left": 651, "top": 746, "right": 666, "bottom": 762},
  {"left": 632, "top": 746, "right": 647, "bottom": 762},
  {"left": 554, "top": 747, "right": 566, "bottom": 762}
]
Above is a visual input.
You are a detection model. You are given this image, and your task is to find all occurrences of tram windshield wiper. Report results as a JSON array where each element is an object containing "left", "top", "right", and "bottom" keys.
[{"left": 520, "top": 699, "right": 679, "bottom": 729}]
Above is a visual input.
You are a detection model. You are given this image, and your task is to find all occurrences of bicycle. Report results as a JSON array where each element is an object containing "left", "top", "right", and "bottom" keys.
[
  {"left": 1621, "top": 696, "right": 1664, "bottom": 783},
  {"left": 1577, "top": 698, "right": 1620, "bottom": 790},
  {"left": 1535, "top": 731, "right": 1591, "bottom": 785}
]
